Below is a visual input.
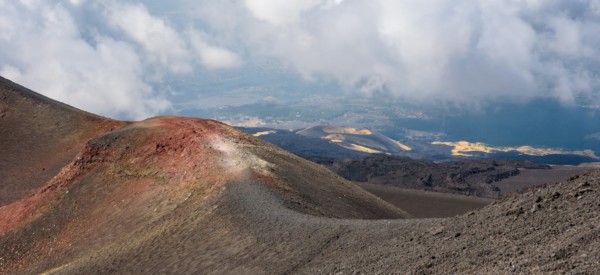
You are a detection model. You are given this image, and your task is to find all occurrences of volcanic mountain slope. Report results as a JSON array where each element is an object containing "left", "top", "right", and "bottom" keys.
[
  {"left": 1, "top": 80, "right": 599, "bottom": 274},
  {"left": 0, "top": 76, "right": 125, "bottom": 206},
  {"left": 243, "top": 125, "right": 600, "bottom": 165},
  {"left": 0, "top": 81, "right": 408, "bottom": 274}
]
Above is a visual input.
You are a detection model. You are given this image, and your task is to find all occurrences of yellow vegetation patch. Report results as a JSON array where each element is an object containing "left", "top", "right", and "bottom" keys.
[
  {"left": 340, "top": 143, "right": 383, "bottom": 154},
  {"left": 393, "top": 140, "right": 412, "bottom": 151},
  {"left": 433, "top": 141, "right": 599, "bottom": 158},
  {"left": 432, "top": 141, "right": 496, "bottom": 157},
  {"left": 252, "top": 130, "right": 276, "bottom": 137},
  {"left": 322, "top": 127, "right": 373, "bottom": 135},
  {"left": 322, "top": 131, "right": 411, "bottom": 152},
  {"left": 222, "top": 117, "right": 265, "bottom": 127},
  {"left": 322, "top": 134, "right": 346, "bottom": 141}
]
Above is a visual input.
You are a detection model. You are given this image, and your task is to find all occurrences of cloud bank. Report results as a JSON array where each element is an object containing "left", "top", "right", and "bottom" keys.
[
  {"left": 0, "top": 0, "right": 240, "bottom": 119},
  {"left": 188, "top": 0, "right": 600, "bottom": 106},
  {"left": 2, "top": 0, "right": 600, "bottom": 118}
]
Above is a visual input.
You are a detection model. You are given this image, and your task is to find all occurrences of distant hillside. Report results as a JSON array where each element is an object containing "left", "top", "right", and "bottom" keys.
[
  {"left": 326, "top": 155, "right": 552, "bottom": 197},
  {"left": 241, "top": 126, "right": 586, "bottom": 197},
  {"left": 240, "top": 125, "right": 600, "bottom": 165},
  {"left": 238, "top": 127, "right": 367, "bottom": 159},
  {"left": 434, "top": 141, "right": 599, "bottom": 164},
  {"left": 297, "top": 125, "right": 411, "bottom": 154}
]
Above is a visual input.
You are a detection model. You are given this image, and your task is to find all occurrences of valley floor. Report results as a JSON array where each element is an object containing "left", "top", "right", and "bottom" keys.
[{"left": 358, "top": 183, "right": 495, "bottom": 218}]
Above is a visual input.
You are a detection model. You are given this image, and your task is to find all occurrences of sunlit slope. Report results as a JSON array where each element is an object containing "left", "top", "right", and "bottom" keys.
[
  {"left": 297, "top": 125, "right": 411, "bottom": 155},
  {"left": 433, "top": 140, "right": 599, "bottom": 159}
]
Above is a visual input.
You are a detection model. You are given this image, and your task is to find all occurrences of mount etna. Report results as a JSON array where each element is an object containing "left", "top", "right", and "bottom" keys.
[{"left": 1, "top": 76, "right": 600, "bottom": 274}]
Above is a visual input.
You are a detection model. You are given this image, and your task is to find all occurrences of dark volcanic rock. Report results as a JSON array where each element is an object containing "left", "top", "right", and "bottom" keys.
[{"left": 326, "top": 155, "right": 550, "bottom": 197}]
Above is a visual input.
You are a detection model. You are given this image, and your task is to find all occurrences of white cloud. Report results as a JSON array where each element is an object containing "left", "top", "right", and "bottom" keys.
[
  {"left": 548, "top": 16, "right": 592, "bottom": 57},
  {"left": 69, "top": 0, "right": 86, "bottom": 6},
  {"left": 181, "top": 0, "right": 600, "bottom": 106},
  {"left": 187, "top": 30, "right": 242, "bottom": 70},
  {"left": 244, "top": 0, "right": 323, "bottom": 26},
  {"left": 0, "top": 0, "right": 163, "bottom": 119},
  {"left": 102, "top": 1, "right": 192, "bottom": 75},
  {"left": 0, "top": 0, "right": 240, "bottom": 120},
  {"left": 3, "top": 0, "right": 600, "bottom": 116}
]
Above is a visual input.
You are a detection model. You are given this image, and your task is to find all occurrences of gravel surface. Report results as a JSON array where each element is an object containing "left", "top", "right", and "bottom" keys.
[{"left": 40, "top": 171, "right": 600, "bottom": 274}]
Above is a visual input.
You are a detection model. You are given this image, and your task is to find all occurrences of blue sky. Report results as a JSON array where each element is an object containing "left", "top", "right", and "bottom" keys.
[{"left": 2, "top": 0, "right": 600, "bottom": 120}]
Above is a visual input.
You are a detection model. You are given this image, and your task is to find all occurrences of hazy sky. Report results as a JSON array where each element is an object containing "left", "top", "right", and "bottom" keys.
[{"left": 2, "top": 0, "right": 600, "bottom": 119}]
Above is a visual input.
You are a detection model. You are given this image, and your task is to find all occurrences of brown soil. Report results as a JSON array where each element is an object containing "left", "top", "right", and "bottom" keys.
[
  {"left": 358, "top": 183, "right": 495, "bottom": 218},
  {"left": 0, "top": 76, "right": 125, "bottom": 206}
]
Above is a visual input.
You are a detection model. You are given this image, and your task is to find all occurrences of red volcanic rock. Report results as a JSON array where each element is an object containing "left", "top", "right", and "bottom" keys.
[
  {"left": 0, "top": 113, "right": 407, "bottom": 274},
  {"left": 0, "top": 118, "right": 232, "bottom": 235}
]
